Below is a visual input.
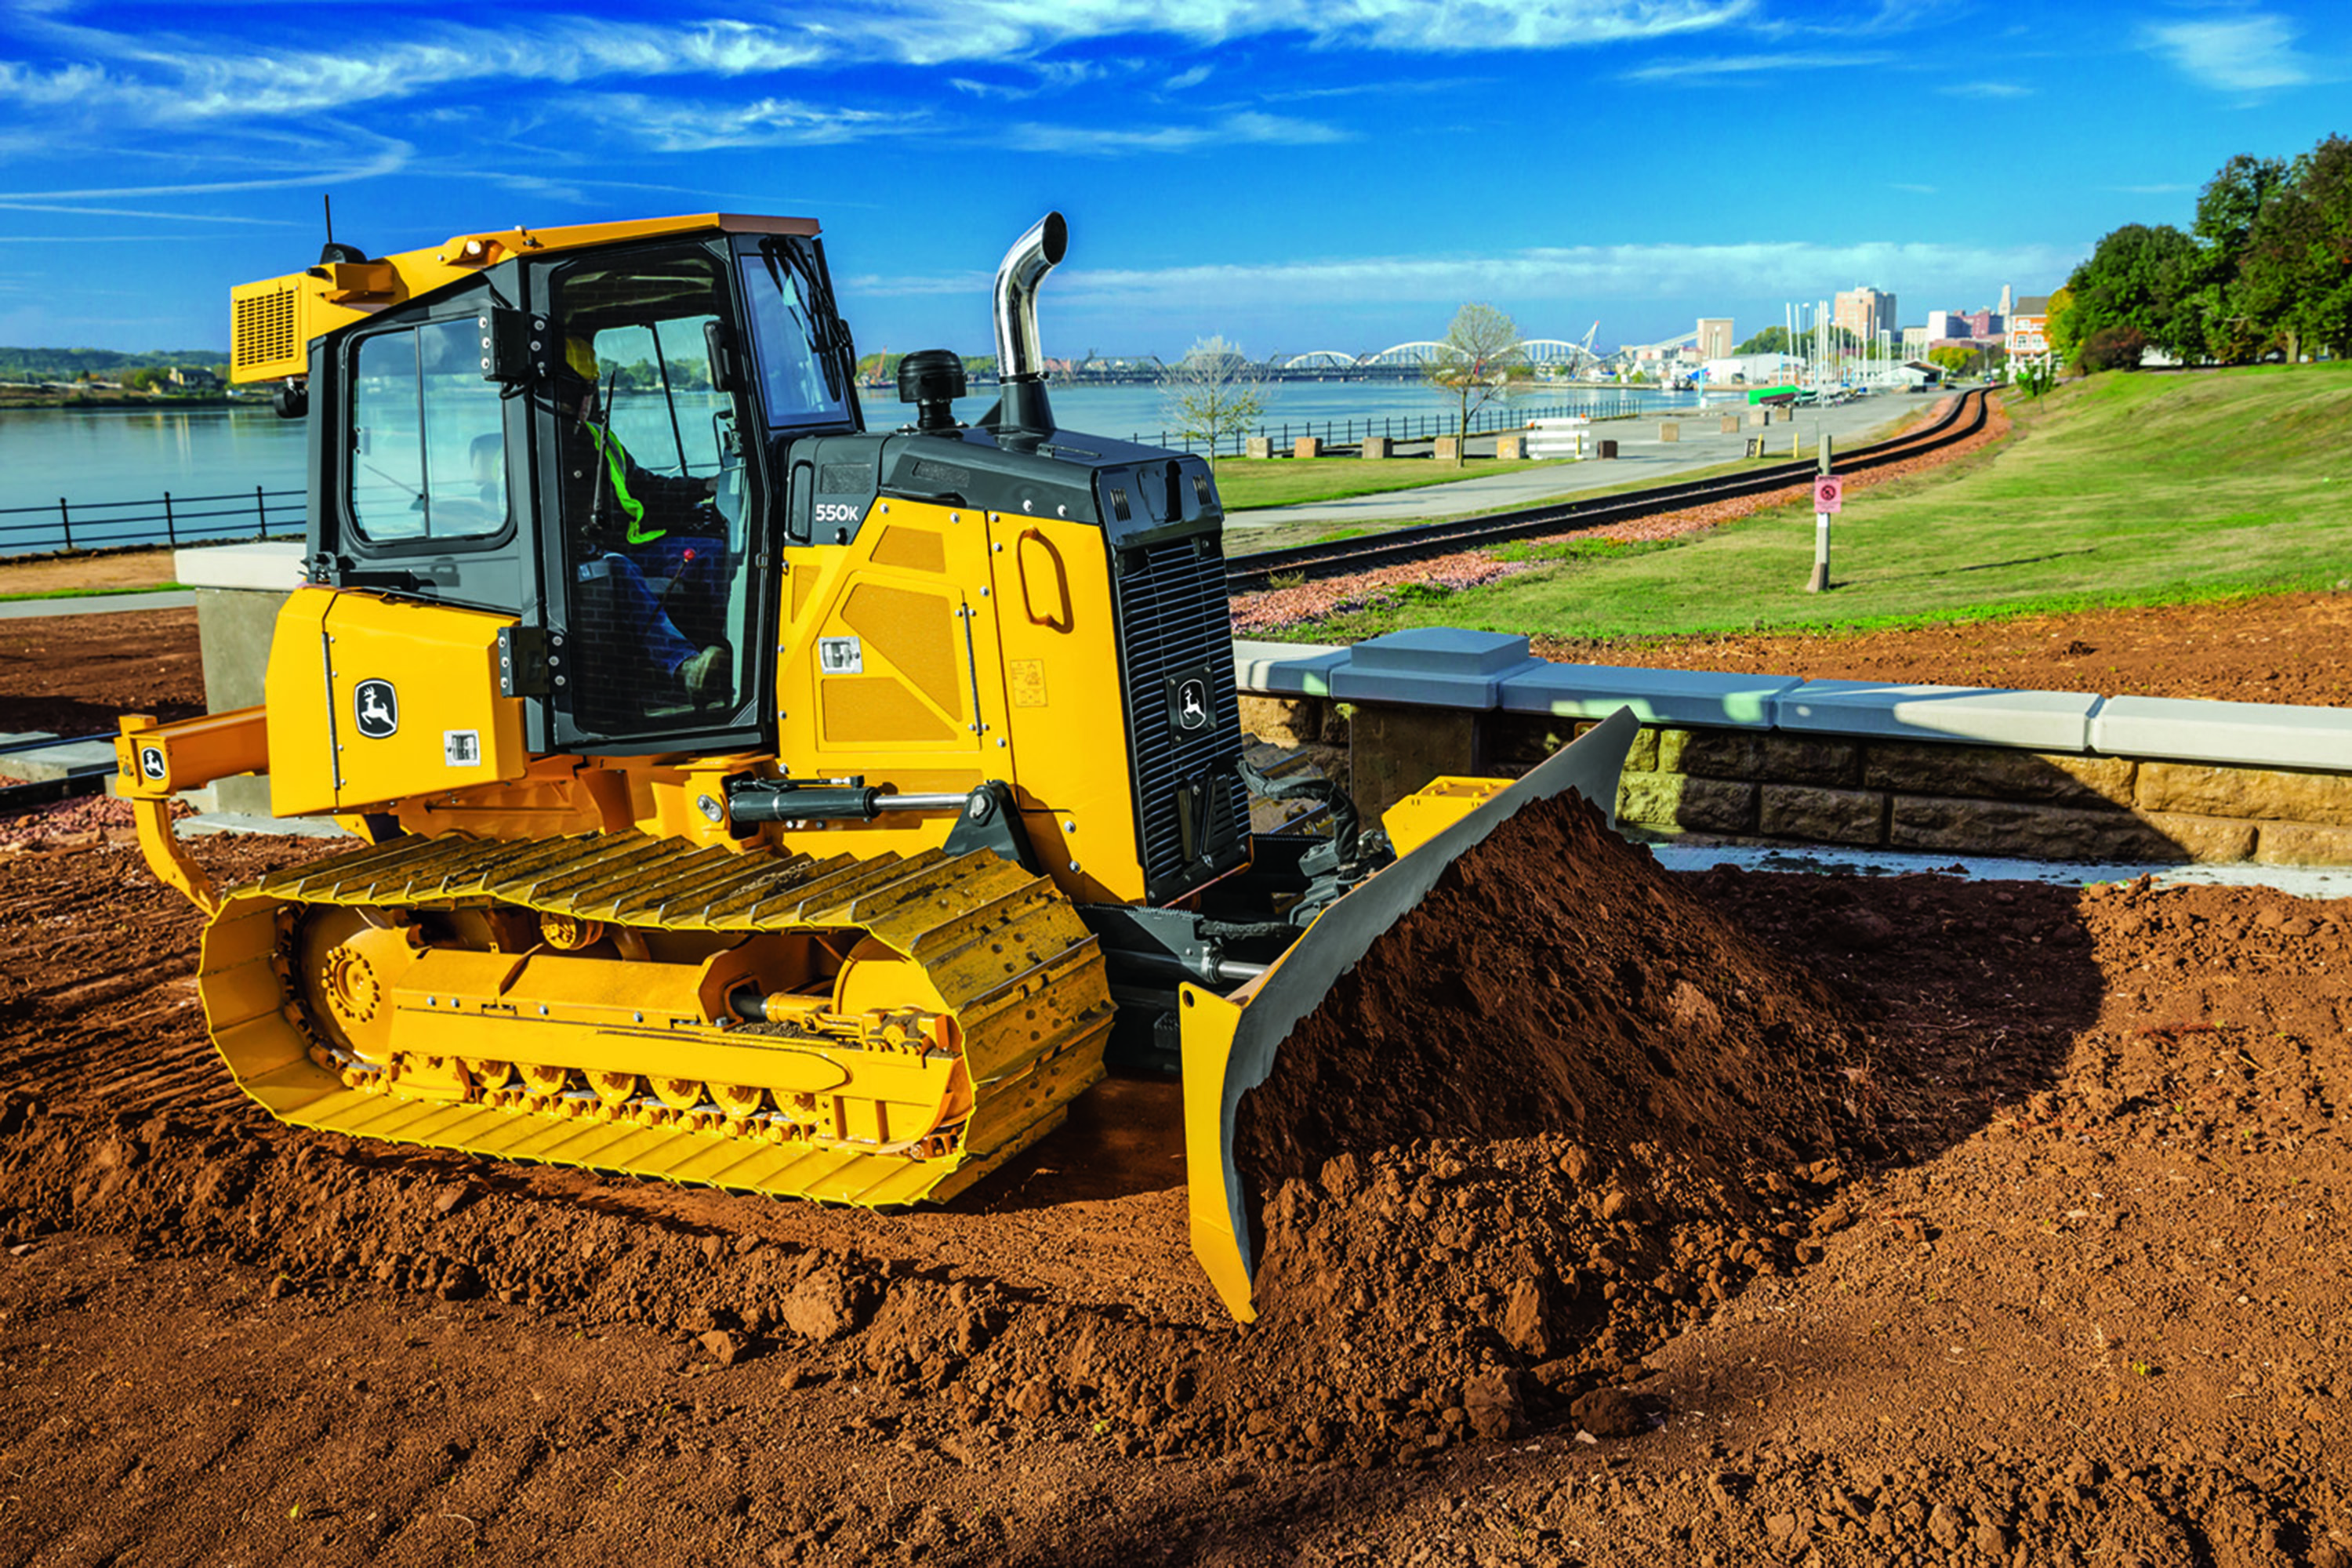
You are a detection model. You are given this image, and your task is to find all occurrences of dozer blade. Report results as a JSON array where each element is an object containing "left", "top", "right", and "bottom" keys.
[{"left": 1178, "top": 706, "right": 1642, "bottom": 1322}]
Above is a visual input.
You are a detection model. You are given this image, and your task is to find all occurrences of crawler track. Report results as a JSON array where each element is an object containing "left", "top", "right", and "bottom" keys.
[
  {"left": 1223, "top": 387, "right": 1992, "bottom": 592},
  {"left": 201, "top": 829, "right": 1116, "bottom": 1206}
]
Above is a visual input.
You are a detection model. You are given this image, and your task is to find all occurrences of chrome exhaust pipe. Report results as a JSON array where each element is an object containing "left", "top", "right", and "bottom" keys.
[{"left": 990, "top": 211, "right": 1066, "bottom": 437}]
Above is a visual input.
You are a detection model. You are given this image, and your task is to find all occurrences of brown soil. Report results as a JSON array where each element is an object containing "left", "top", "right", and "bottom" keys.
[
  {"left": 6, "top": 742, "right": 2352, "bottom": 1565},
  {"left": 1537, "top": 588, "right": 2352, "bottom": 710},
  {"left": 0, "top": 605, "right": 205, "bottom": 741}
]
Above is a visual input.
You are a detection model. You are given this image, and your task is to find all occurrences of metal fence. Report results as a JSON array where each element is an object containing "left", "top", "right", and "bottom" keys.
[
  {"left": 0, "top": 486, "right": 304, "bottom": 559},
  {"left": 1143, "top": 396, "right": 1645, "bottom": 458}
]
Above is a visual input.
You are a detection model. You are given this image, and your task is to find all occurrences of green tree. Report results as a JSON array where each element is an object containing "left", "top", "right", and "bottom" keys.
[
  {"left": 2062, "top": 223, "right": 2204, "bottom": 362},
  {"left": 2189, "top": 153, "right": 2292, "bottom": 361},
  {"left": 1427, "top": 303, "right": 1524, "bottom": 466},
  {"left": 2045, "top": 285, "right": 2081, "bottom": 361},
  {"left": 2238, "top": 134, "right": 2352, "bottom": 362},
  {"left": 1735, "top": 325, "right": 1791, "bottom": 355},
  {"left": 1927, "top": 345, "right": 1978, "bottom": 378},
  {"left": 1160, "top": 336, "right": 1265, "bottom": 456}
]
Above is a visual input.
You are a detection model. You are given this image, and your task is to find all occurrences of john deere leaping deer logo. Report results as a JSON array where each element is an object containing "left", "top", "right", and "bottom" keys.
[
  {"left": 1176, "top": 677, "right": 1209, "bottom": 731},
  {"left": 354, "top": 680, "right": 399, "bottom": 739}
]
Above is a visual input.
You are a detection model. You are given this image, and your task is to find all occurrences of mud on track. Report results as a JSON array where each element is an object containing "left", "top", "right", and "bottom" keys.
[{"left": 5, "top": 797, "right": 2352, "bottom": 1566}]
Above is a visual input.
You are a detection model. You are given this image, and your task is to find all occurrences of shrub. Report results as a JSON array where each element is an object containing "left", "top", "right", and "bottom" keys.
[{"left": 2078, "top": 326, "right": 2149, "bottom": 373}]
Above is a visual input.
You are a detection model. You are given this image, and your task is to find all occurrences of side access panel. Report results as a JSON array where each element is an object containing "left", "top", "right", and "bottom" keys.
[{"left": 264, "top": 586, "right": 530, "bottom": 815}]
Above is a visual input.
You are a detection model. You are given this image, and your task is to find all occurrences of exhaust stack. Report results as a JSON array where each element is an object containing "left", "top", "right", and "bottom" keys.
[{"left": 990, "top": 211, "right": 1066, "bottom": 438}]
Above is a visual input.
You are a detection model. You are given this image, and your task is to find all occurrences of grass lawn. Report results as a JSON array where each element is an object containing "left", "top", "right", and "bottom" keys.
[
  {"left": 0, "top": 582, "right": 189, "bottom": 603},
  {"left": 1272, "top": 365, "right": 2352, "bottom": 643}
]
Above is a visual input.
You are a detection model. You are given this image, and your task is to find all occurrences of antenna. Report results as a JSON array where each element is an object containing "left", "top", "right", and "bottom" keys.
[{"left": 323, "top": 193, "right": 335, "bottom": 248}]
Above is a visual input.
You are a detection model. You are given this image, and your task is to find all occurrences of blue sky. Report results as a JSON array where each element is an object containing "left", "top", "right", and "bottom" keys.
[{"left": 0, "top": 0, "right": 2343, "bottom": 361}]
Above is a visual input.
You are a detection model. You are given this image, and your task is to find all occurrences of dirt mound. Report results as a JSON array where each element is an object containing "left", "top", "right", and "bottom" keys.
[{"left": 1189, "top": 791, "right": 1874, "bottom": 1463}]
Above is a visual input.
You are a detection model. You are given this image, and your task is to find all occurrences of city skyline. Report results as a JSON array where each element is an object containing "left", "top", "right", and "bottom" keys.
[{"left": 0, "top": 0, "right": 2343, "bottom": 361}]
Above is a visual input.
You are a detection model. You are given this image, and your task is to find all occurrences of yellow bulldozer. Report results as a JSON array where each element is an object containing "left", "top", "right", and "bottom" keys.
[{"left": 114, "top": 210, "right": 1634, "bottom": 1320}]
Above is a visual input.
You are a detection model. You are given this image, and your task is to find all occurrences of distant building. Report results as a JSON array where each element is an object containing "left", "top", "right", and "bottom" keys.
[
  {"left": 1696, "top": 318, "right": 1734, "bottom": 360},
  {"left": 1901, "top": 325, "right": 1930, "bottom": 355},
  {"left": 1834, "top": 286, "right": 1897, "bottom": 343},
  {"left": 1925, "top": 308, "right": 1963, "bottom": 341},
  {"left": 1702, "top": 353, "right": 1796, "bottom": 385},
  {"left": 2008, "top": 294, "right": 2053, "bottom": 360},
  {"left": 1967, "top": 309, "right": 2002, "bottom": 339}
]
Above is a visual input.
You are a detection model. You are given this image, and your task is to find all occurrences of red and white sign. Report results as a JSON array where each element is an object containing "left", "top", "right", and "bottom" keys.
[{"left": 1814, "top": 474, "right": 1844, "bottom": 514}]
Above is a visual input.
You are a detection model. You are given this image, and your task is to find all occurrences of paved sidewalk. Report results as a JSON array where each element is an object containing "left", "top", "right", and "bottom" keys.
[
  {"left": 0, "top": 590, "right": 194, "bottom": 619},
  {"left": 1226, "top": 392, "right": 1936, "bottom": 529}
]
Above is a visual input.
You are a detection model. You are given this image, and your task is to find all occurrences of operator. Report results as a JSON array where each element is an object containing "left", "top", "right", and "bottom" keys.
[{"left": 557, "top": 337, "right": 730, "bottom": 705}]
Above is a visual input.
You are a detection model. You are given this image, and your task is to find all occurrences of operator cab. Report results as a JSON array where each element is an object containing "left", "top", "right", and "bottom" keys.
[{"left": 304, "top": 217, "right": 861, "bottom": 759}]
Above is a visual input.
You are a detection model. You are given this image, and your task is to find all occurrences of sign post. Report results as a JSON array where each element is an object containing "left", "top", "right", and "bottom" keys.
[{"left": 1809, "top": 436, "right": 1840, "bottom": 593}]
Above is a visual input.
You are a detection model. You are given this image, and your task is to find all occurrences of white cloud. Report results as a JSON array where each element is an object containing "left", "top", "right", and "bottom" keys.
[
  {"left": 0, "top": 131, "right": 412, "bottom": 200},
  {"left": 1889, "top": 183, "right": 1936, "bottom": 194},
  {"left": 0, "top": 0, "right": 1756, "bottom": 134},
  {"left": 597, "top": 94, "right": 929, "bottom": 154},
  {"left": 1623, "top": 49, "right": 1889, "bottom": 82},
  {"left": 1938, "top": 80, "right": 2032, "bottom": 98},
  {"left": 833, "top": 0, "right": 1753, "bottom": 60},
  {"left": 1004, "top": 109, "right": 1348, "bottom": 153},
  {"left": 0, "top": 18, "right": 829, "bottom": 123},
  {"left": 0, "top": 200, "right": 289, "bottom": 222},
  {"left": 950, "top": 238, "right": 2088, "bottom": 310},
  {"left": 2143, "top": 14, "right": 2314, "bottom": 93}
]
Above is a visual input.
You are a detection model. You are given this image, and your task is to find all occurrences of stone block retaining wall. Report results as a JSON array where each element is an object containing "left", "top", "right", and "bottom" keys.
[{"left": 1238, "top": 678, "right": 2352, "bottom": 868}]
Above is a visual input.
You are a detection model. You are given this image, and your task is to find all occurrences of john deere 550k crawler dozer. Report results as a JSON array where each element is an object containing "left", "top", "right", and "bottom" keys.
[{"left": 117, "top": 210, "right": 1635, "bottom": 1319}]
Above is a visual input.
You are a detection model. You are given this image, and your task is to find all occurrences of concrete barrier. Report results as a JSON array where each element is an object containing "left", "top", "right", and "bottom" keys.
[
  {"left": 1720, "top": 414, "right": 1740, "bottom": 433},
  {"left": 1494, "top": 434, "right": 1523, "bottom": 460},
  {"left": 1432, "top": 435, "right": 1460, "bottom": 461},
  {"left": 1245, "top": 436, "right": 1272, "bottom": 459},
  {"left": 1232, "top": 634, "right": 2352, "bottom": 866},
  {"left": 1659, "top": 422, "right": 1679, "bottom": 442},
  {"left": 1523, "top": 417, "right": 1589, "bottom": 460},
  {"left": 1294, "top": 436, "right": 1322, "bottom": 459},
  {"left": 1362, "top": 436, "right": 1392, "bottom": 459},
  {"left": 1749, "top": 407, "right": 1771, "bottom": 426},
  {"left": 170, "top": 540, "right": 306, "bottom": 815}
]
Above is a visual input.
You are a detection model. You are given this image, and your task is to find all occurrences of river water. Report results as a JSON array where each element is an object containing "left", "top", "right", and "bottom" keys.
[{"left": 0, "top": 380, "right": 1703, "bottom": 556}]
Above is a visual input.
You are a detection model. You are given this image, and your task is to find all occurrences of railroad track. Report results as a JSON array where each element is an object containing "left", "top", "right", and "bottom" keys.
[{"left": 1223, "top": 386, "right": 1992, "bottom": 593}]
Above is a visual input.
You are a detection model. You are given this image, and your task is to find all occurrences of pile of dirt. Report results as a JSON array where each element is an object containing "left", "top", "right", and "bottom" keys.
[{"left": 1202, "top": 791, "right": 1872, "bottom": 1462}]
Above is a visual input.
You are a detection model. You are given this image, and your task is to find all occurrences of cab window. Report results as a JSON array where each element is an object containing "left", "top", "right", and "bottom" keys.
[
  {"left": 739, "top": 242, "right": 855, "bottom": 430},
  {"left": 348, "top": 319, "right": 507, "bottom": 543}
]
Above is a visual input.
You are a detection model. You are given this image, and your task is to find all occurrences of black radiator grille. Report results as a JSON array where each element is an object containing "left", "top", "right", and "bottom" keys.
[{"left": 1114, "top": 533, "right": 1247, "bottom": 900}]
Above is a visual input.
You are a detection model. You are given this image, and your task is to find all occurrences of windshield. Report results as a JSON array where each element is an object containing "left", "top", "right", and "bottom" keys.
[{"left": 739, "top": 241, "right": 855, "bottom": 431}]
